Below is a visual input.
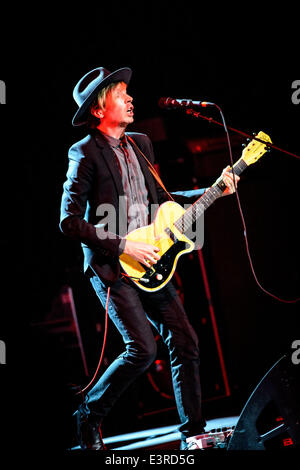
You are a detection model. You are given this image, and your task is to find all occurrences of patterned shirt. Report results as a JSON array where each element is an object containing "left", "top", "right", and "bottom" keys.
[{"left": 100, "top": 131, "right": 150, "bottom": 233}]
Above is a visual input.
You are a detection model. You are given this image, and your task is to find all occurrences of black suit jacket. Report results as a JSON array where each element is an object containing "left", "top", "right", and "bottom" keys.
[{"left": 60, "top": 130, "right": 205, "bottom": 285}]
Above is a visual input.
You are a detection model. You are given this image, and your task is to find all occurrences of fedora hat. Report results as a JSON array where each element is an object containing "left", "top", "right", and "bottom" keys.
[{"left": 72, "top": 66, "right": 132, "bottom": 126}]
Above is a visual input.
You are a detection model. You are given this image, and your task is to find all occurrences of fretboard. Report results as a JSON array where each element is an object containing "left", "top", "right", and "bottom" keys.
[{"left": 174, "top": 157, "right": 248, "bottom": 234}]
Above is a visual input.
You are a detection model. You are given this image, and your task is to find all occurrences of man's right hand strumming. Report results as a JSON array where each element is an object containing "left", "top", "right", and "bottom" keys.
[{"left": 123, "top": 240, "right": 161, "bottom": 267}]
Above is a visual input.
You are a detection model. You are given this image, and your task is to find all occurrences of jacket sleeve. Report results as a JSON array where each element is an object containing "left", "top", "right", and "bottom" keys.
[{"left": 59, "top": 144, "right": 122, "bottom": 257}]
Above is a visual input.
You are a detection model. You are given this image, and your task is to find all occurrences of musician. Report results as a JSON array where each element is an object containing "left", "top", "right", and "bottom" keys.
[{"left": 60, "top": 66, "right": 239, "bottom": 450}]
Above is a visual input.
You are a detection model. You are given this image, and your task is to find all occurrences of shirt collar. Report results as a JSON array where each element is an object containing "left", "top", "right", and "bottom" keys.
[{"left": 98, "top": 129, "right": 127, "bottom": 149}]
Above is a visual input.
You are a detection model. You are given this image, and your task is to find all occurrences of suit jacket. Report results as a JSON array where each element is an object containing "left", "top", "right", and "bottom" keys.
[{"left": 60, "top": 130, "right": 205, "bottom": 285}]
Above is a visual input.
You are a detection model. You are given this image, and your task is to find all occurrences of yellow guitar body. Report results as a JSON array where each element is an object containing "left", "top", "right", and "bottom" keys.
[{"left": 119, "top": 201, "right": 194, "bottom": 291}]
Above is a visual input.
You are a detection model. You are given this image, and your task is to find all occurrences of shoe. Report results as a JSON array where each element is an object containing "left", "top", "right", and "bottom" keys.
[
  {"left": 180, "top": 439, "right": 190, "bottom": 450},
  {"left": 180, "top": 428, "right": 205, "bottom": 450},
  {"left": 180, "top": 438, "right": 200, "bottom": 450},
  {"left": 76, "top": 412, "right": 107, "bottom": 450},
  {"left": 184, "top": 428, "right": 233, "bottom": 450}
]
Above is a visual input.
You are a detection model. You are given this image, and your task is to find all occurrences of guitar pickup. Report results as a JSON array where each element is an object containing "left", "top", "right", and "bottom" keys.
[{"left": 164, "top": 227, "right": 178, "bottom": 243}]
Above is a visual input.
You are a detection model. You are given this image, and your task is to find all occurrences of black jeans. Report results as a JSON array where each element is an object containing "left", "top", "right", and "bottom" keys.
[{"left": 79, "top": 273, "right": 206, "bottom": 438}]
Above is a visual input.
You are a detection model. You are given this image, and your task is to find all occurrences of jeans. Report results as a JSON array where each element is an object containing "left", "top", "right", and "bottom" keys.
[{"left": 79, "top": 273, "right": 206, "bottom": 438}]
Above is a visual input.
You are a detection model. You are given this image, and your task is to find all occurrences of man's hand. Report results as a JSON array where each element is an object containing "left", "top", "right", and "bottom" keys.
[
  {"left": 221, "top": 165, "right": 240, "bottom": 196},
  {"left": 123, "top": 240, "right": 161, "bottom": 267}
]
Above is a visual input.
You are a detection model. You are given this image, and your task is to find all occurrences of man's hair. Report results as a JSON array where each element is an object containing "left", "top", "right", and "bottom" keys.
[{"left": 88, "top": 81, "right": 121, "bottom": 128}]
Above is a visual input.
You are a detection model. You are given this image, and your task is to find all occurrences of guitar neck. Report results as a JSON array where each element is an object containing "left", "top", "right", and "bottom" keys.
[{"left": 174, "top": 157, "right": 248, "bottom": 234}]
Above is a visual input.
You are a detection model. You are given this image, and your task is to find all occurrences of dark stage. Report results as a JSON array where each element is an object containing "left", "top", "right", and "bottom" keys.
[{"left": 1, "top": 5, "right": 300, "bottom": 458}]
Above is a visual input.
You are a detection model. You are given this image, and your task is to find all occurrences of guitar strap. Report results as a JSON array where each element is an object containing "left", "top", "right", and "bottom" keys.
[{"left": 126, "top": 134, "right": 175, "bottom": 202}]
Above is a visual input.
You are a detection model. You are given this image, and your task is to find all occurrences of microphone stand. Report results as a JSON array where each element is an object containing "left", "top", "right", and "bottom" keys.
[{"left": 185, "top": 107, "right": 300, "bottom": 160}]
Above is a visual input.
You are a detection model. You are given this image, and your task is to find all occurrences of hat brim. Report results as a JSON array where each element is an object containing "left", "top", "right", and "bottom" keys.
[{"left": 72, "top": 67, "right": 132, "bottom": 127}]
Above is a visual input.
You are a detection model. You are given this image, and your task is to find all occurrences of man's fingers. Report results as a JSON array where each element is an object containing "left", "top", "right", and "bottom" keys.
[
  {"left": 142, "top": 245, "right": 161, "bottom": 265},
  {"left": 145, "top": 252, "right": 160, "bottom": 264},
  {"left": 222, "top": 167, "right": 240, "bottom": 193}
]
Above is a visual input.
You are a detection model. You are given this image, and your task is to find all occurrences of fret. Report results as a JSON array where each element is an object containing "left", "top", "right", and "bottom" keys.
[
  {"left": 174, "top": 184, "right": 223, "bottom": 234},
  {"left": 174, "top": 158, "right": 249, "bottom": 235},
  {"left": 233, "top": 158, "right": 247, "bottom": 176}
]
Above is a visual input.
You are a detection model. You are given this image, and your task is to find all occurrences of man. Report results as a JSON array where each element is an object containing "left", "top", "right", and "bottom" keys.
[{"left": 60, "top": 66, "right": 239, "bottom": 450}]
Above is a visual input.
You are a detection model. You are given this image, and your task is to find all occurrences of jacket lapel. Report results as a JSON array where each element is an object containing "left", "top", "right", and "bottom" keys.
[
  {"left": 126, "top": 135, "right": 158, "bottom": 204},
  {"left": 93, "top": 130, "right": 124, "bottom": 197},
  {"left": 93, "top": 129, "right": 160, "bottom": 206}
]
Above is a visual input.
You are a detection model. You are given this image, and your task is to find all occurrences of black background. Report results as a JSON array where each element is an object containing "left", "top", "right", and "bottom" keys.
[{"left": 1, "top": 4, "right": 299, "bottom": 454}]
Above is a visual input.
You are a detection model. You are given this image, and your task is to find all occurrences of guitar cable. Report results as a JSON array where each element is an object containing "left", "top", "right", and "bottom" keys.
[
  {"left": 75, "top": 286, "right": 110, "bottom": 398},
  {"left": 217, "top": 105, "right": 300, "bottom": 304},
  {"left": 75, "top": 274, "right": 153, "bottom": 399}
]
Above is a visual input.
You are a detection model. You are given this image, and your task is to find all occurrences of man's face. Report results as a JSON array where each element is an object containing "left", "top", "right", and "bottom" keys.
[{"left": 101, "top": 82, "right": 134, "bottom": 128}]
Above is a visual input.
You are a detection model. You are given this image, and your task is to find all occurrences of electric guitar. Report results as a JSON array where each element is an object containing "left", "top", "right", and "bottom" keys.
[{"left": 119, "top": 131, "right": 272, "bottom": 292}]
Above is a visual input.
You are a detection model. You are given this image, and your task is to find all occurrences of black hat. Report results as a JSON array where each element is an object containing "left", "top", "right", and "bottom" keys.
[{"left": 72, "top": 66, "right": 132, "bottom": 126}]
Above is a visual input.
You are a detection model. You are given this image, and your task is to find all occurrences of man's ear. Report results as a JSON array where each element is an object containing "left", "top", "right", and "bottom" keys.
[{"left": 91, "top": 106, "right": 104, "bottom": 119}]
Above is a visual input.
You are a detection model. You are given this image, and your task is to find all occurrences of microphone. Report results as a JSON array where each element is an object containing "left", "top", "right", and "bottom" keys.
[{"left": 158, "top": 97, "right": 215, "bottom": 109}]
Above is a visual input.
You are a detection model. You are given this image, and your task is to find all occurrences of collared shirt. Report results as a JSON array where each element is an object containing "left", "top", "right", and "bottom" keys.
[{"left": 100, "top": 130, "right": 149, "bottom": 233}]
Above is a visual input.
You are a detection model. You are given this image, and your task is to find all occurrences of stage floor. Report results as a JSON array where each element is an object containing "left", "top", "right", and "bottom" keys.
[{"left": 71, "top": 416, "right": 238, "bottom": 451}]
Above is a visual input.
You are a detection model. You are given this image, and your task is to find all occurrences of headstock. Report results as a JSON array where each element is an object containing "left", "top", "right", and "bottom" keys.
[{"left": 242, "top": 131, "right": 272, "bottom": 166}]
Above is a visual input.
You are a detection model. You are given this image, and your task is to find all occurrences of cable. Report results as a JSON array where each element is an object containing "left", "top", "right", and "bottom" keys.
[
  {"left": 215, "top": 105, "right": 300, "bottom": 304},
  {"left": 76, "top": 286, "right": 110, "bottom": 396}
]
